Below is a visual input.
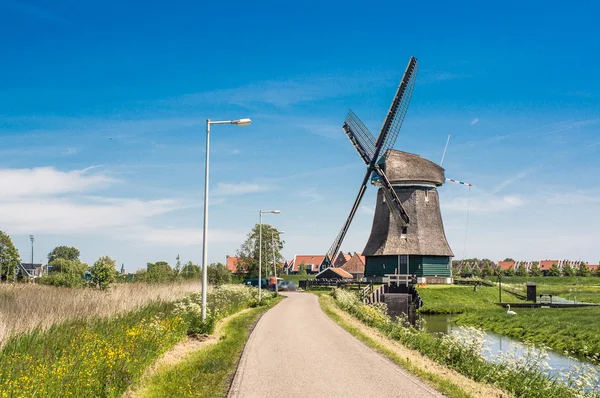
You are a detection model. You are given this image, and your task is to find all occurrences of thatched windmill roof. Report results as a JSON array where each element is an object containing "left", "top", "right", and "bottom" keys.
[
  {"left": 363, "top": 149, "right": 453, "bottom": 257},
  {"left": 382, "top": 150, "right": 445, "bottom": 186}
]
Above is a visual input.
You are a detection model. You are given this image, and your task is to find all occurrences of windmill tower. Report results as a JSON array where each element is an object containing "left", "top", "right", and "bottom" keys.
[{"left": 322, "top": 57, "right": 454, "bottom": 283}]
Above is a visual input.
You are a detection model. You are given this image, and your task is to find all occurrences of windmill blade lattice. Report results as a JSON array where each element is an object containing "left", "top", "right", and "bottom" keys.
[
  {"left": 344, "top": 110, "right": 376, "bottom": 162},
  {"left": 380, "top": 58, "right": 419, "bottom": 154}
]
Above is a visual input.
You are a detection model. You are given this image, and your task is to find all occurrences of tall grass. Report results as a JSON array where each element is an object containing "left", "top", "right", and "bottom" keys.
[{"left": 0, "top": 281, "right": 205, "bottom": 346}]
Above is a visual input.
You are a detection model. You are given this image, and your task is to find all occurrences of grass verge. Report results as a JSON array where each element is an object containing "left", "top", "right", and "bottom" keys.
[
  {"left": 138, "top": 297, "right": 282, "bottom": 398},
  {"left": 317, "top": 294, "right": 493, "bottom": 398}
]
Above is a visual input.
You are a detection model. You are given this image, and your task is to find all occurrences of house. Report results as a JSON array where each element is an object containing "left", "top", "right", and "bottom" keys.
[
  {"left": 226, "top": 256, "right": 244, "bottom": 273},
  {"left": 497, "top": 261, "right": 515, "bottom": 272},
  {"left": 333, "top": 251, "right": 352, "bottom": 268},
  {"left": 315, "top": 267, "right": 353, "bottom": 281},
  {"left": 19, "top": 263, "right": 44, "bottom": 278},
  {"left": 340, "top": 252, "right": 366, "bottom": 280},
  {"left": 288, "top": 255, "right": 325, "bottom": 274},
  {"left": 539, "top": 260, "right": 558, "bottom": 273}
]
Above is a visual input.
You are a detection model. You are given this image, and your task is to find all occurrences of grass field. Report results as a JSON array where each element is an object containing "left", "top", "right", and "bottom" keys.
[
  {"left": 0, "top": 281, "right": 203, "bottom": 345},
  {"left": 492, "top": 276, "right": 600, "bottom": 304},
  {"left": 417, "top": 285, "right": 521, "bottom": 314}
]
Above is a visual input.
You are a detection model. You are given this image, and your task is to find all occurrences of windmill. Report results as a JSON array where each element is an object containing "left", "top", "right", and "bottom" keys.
[{"left": 322, "top": 57, "right": 454, "bottom": 282}]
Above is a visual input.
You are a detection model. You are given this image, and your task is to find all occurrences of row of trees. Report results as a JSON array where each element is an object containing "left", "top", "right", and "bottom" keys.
[{"left": 454, "top": 258, "right": 599, "bottom": 278}]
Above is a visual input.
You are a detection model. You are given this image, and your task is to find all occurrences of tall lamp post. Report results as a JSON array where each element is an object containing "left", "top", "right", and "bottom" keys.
[
  {"left": 201, "top": 118, "right": 251, "bottom": 321},
  {"left": 259, "top": 210, "right": 280, "bottom": 302},
  {"left": 272, "top": 231, "right": 284, "bottom": 294}
]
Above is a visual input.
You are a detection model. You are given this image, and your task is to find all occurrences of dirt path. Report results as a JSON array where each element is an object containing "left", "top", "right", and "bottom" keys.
[{"left": 229, "top": 292, "right": 443, "bottom": 398}]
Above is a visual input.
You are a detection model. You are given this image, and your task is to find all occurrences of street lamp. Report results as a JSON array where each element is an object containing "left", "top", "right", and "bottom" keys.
[
  {"left": 201, "top": 118, "right": 251, "bottom": 321},
  {"left": 259, "top": 210, "right": 280, "bottom": 302},
  {"left": 272, "top": 231, "right": 284, "bottom": 294}
]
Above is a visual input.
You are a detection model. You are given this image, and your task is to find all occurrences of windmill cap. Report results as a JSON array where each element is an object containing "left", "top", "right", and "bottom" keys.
[{"left": 383, "top": 150, "right": 445, "bottom": 186}]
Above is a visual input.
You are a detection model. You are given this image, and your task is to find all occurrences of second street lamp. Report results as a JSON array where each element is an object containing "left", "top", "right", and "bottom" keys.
[
  {"left": 272, "top": 231, "right": 284, "bottom": 294},
  {"left": 259, "top": 210, "right": 280, "bottom": 302},
  {"left": 201, "top": 118, "right": 251, "bottom": 321}
]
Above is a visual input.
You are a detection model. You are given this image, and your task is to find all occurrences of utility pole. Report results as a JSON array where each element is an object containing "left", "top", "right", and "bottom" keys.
[{"left": 29, "top": 235, "right": 35, "bottom": 278}]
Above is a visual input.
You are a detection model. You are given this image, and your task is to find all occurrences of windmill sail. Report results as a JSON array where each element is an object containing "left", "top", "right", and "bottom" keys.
[{"left": 322, "top": 57, "right": 418, "bottom": 271}]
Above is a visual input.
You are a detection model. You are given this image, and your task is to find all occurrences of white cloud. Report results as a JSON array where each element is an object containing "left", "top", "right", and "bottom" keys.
[
  {"left": 0, "top": 197, "right": 182, "bottom": 234},
  {"left": 126, "top": 226, "right": 245, "bottom": 246},
  {"left": 214, "top": 182, "right": 268, "bottom": 196},
  {"left": 470, "top": 118, "right": 479, "bottom": 125},
  {"left": 62, "top": 147, "right": 78, "bottom": 155},
  {"left": 0, "top": 167, "right": 114, "bottom": 199}
]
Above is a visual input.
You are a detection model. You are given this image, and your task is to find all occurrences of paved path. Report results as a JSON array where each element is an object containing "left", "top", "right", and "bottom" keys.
[{"left": 229, "top": 292, "right": 442, "bottom": 398}]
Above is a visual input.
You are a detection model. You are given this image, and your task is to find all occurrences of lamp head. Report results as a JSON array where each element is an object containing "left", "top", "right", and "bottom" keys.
[{"left": 233, "top": 118, "right": 251, "bottom": 126}]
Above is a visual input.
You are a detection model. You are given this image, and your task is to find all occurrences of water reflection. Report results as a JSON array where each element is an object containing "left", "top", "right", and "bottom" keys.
[{"left": 420, "top": 314, "right": 600, "bottom": 390}]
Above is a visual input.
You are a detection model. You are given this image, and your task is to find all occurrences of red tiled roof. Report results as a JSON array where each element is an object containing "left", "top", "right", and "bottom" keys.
[
  {"left": 292, "top": 255, "right": 325, "bottom": 272},
  {"left": 341, "top": 252, "right": 366, "bottom": 275},
  {"left": 497, "top": 261, "right": 515, "bottom": 271},
  {"left": 226, "top": 256, "right": 247, "bottom": 273},
  {"left": 588, "top": 264, "right": 599, "bottom": 271},
  {"left": 333, "top": 251, "right": 352, "bottom": 267},
  {"left": 540, "top": 260, "right": 558, "bottom": 270}
]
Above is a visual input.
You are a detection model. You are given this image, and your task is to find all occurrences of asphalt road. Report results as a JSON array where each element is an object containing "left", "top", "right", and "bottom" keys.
[{"left": 229, "top": 292, "right": 442, "bottom": 398}]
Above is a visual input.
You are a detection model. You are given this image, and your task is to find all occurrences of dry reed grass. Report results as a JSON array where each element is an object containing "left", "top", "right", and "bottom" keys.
[{"left": 0, "top": 281, "right": 207, "bottom": 346}]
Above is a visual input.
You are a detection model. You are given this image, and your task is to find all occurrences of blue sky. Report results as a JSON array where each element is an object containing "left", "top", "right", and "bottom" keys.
[{"left": 1, "top": 1, "right": 599, "bottom": 271}]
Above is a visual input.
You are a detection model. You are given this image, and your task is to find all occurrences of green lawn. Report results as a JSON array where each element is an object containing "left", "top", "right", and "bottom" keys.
[
  {"left": 455, "top": 306, "right": 600, "bottom": 359},
  {"left": 491, "top": 277, "right": 600, "bottom": 304},
  {"left": 417, "top": 285, "right": 521, "bottom": 314}
]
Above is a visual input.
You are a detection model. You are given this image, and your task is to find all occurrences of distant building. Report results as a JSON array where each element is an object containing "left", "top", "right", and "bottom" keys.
[
  {"left": 19, "top": 263, "right": 45, "bottom": 278},
  {"left": 340, "top": 253, "right": 366, "bottom": 280},
  {"left": 226, "top": 256, "right": 242, "bottom": 273}
]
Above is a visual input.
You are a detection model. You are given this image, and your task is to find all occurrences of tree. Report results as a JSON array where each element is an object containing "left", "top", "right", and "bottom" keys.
[
  {"left": 48, "top": 246, "right": 80, "bottom": 263},
  {"left": 460, "top": 264, "right": 473, "bottom": 277},
  {"left": 562, "top": 263, "right": 575, "bottom": 277},
  {"left": 529, "top": 261, "right": 542, "bottom": 276},
  {"left": 181, "top": 261, "right": 201, "bottom": 279},
  {"left": 207, "top": 262, "right": 231, "bottom": 286},
  {"left": 90, "top": 256, "right": 117, "bottom": 289},
  {"left": 0, "top": 231, "right": 20, "bottom": 282},
  {"left": 481, "top": 264, "right": 493, "bottom": 277},
  {"left": 471, "top": 265, "right": 481, "bottom": 277},
  {"left": 516, "top": 263, "right": 528, "bottom": 276},
  {"left": 503, "top": 267, "right": 515, "bottom": 276},
  {"left": 236, "top": 224, "right": 284, "bottom": 278},
  {"left": 146, "top": 261, "right": 174, "bottom": 283},
  {"left": 577, "top": 262, "right": 591, "bottom": 277},
  {"left": 298, "top": 263, "right": 307, "bottom": 277},
  {"left": 175, "top": 255, "right": 182, "bottom": 275},
  {"left": 503, "top": 258, "right": 515, "bottom": 262},
  {"left": 41, "top": 258, "right": 88, "bottom": 287},
  {"left": 547, "top": 263, "right": 562, "bottom": 277}
]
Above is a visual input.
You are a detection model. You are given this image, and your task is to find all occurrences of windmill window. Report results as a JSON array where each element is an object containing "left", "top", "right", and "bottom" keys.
[
  {"left": 425, "top": 190, "right": 429, "bottom": 202},
  {"left": 401, "top": 226, "right": 408, "bottom": 237}
]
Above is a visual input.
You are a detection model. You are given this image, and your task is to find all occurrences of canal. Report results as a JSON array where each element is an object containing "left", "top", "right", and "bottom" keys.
[{"left": 421, "top": 314, "right": 600, "bottom": 391}]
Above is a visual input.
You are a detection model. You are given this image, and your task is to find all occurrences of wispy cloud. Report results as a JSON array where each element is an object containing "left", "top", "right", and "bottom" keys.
[
  {"left": 492, "top": 170, "right": 533, "bottom": 194},
  {"left": 214, "top": 182, "right": 269, "bottom": 196},
  {"left": 419, "top": 71, "right": 462, "bottom": 84},
  {"left": 164, "top": 73, "right": 394, "bottom": 109},
  {"left": 359, "top": 205, "right": 375, "bottom": 215},
  {"left": 443, "top": 194, "right": 524, "bottom": 214},
  {"left": 62, "top": 147, "right": 78, "bottom": 155},
  {"left": 125, "top": 226, "right": 245, "bottom": 246},
  {"left": 1, "top": 1, "right": 69, "bottom": 23},
  {"left": 470, "top": 118, "right": 479, "bottom": 126},
  {"left": 298, "top": 188, "right": 324, "bottom": 205}
]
